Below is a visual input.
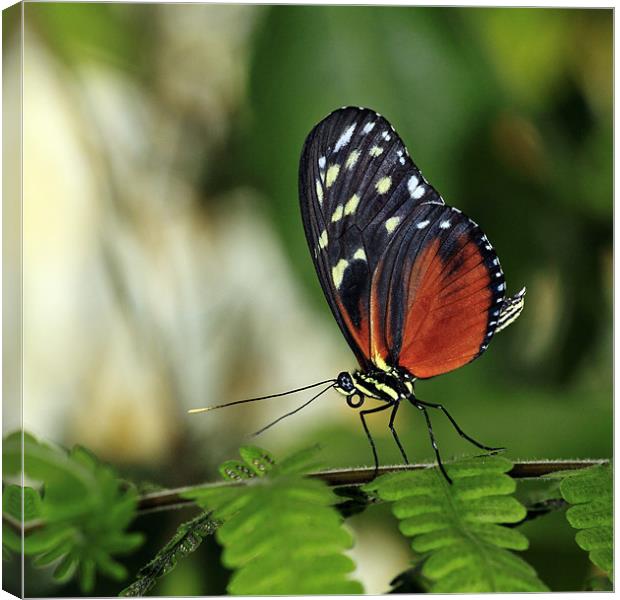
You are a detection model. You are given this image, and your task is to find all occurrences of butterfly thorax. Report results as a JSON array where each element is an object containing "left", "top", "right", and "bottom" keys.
[{"left": 335, "top": 367, "right": 415, "bottom": 407}]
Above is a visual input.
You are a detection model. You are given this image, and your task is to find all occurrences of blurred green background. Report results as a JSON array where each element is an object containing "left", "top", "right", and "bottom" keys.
[{"left": 4, "top": 4, "right": 612, "bottom": 595}]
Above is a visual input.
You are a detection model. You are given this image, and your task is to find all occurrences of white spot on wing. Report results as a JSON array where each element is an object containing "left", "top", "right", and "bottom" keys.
[
  {"left": 416, "top": 220, "right": 430, "bottom": 229},
  {"left": 439, "top": 220, "right": 451, "bottom": 229},
  {"left": 318, "top": 156, "right": 326, "bottom": 170},
  {"left": 362, "top": 122, "right": 375, "bottom": 134},
  {"left": 407, "top": 176, "right": 419, "bottom": 193},
  {"left": 412, "top": 186, "right": 425, "bottom": 200},
  {"left": 334, "top": 124, "right": 356, "bottom": 152}
]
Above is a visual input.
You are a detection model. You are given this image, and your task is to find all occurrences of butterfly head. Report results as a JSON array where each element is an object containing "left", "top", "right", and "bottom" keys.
[{"left": 334, "top": 371, "right": 365, "bottom": 408}]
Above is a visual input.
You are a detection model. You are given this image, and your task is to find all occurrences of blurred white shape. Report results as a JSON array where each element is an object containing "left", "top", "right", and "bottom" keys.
[
  {"left": 22, "top": 31, "right": 104, "bottom": 440},
  {"left": 20, "top": 17, "right": 354, "bottom": 468},
  {"left": 348, "top": 521, "right": 412, "bottom": 594}
]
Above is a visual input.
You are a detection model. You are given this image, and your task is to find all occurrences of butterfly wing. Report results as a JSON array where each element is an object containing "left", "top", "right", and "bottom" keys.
[{"left": 299, "top": 107, "right": 521, "bottom": 377}]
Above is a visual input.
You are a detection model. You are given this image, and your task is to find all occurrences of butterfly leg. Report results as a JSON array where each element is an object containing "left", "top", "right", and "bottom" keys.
[
  {"left": 359, "top": 402, "right": 393, "bottom": 478},
  {"left": 409, "top": 399, "right": 452, "bottom": 484},
  {"left": 388, "top": 401, "right": 410, "bottom": 465},
  {"left": 415, "top": 398, "right": 504, "bottom": 453}
]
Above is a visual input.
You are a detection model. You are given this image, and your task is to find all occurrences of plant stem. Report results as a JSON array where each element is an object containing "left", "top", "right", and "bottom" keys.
[{"left": 6, "top": 459, "right": 608, "bottom": 535}]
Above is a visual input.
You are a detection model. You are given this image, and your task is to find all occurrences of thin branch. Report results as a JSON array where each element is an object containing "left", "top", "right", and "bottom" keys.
[
  {"left": 6, "top": 459, "right": 609, "bottom": 535},
  {"left": 136, "top": 458, "right": 608, "bottom": 512}
]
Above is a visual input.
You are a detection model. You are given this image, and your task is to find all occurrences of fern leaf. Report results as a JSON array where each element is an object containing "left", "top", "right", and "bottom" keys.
[
  {"left": 184, "top": 446, "right": 364, "bottom": 595},
  {"left": 560, "top": 464, "right": 612, "bottom": 580},
  {"left": 365, "top": 456, "right": 548, "bottom": 593},
  {"left": 2, "top": 432, "right": 144, "bottom": 593},
  {"left": 120, "top": 511, "right": 219, "bottom": 596}
]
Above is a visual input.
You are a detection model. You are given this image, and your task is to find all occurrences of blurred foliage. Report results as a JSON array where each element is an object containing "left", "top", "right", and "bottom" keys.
[
  {"left": 5, "top": 4, "right": 612, "bottom": 597},
  {"left": 6, "top": 436, "right": 612, "bottom": 595},
  {"left": 3, "top": 432, "right": 144, "bottom": 593},
  {"left": 120, "top": 511, "right": 219, "bottom": 597}
]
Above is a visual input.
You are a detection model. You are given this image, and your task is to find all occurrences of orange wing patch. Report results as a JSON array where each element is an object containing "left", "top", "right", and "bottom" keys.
[{"left": 398, "top": 235, "right": 493, "bottom": 378}]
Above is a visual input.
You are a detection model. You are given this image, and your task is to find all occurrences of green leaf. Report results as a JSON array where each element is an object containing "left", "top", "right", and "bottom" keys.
[
  {"left": 2, "top": 523, "right": 22, "bottom": 553},
  {"left": 275, "top": 444, "right": 323, "bottom": 476},
  {"left": 4, "top": 433, "right": 97, "bottom": 521},
  {"left": 560, "top": 464, "right": 612, "bottom": 580},
  {"left": 238, "top": 446, "right": 275, "bottom": 476},
  {"left": 192, "top": 446, "right": 363, "bottom": 595},
  {"left": 120, "top": 511, "right": 219, "bottom": 597},
  {"left": 53, "top": 552, "right": 79, "bottom": 582},
  {"left": 365, "top": 456, "right": 548, "bottom": 593},
  {"left": 2, "top": 432, "right": 143, "bottom": 593}
]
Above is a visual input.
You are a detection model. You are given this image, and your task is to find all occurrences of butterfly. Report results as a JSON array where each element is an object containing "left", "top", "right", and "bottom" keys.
[{"left": 297, "top": 107, "right": 526, "bottom": 482}]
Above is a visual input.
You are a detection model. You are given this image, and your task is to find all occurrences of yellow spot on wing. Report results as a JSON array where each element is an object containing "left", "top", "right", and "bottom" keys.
[
  {"left": 353, "top": 247, "right": 366, "bottom": 261},
  {"left": 326, "top": 164, "right": 340, "bottom": 188},
  {"left": 372, "top": 353, "right": 390, "bottom": 372},
  {"left": 344, "top": 194, "right": 360, "bottom": 216},
  {"left": 385, "top": 216, "right": 400, "bottom": 233},
  {"left": 346, "top": 149, "right": 360, "bottom": 169},
  {"left": 376, "top": 176, "right": 392, "bottom": 195},
  {"left": 331, "top": 204, "right": 344, "bottom": 222},
  {"left": 315, "top": 180, "right": 323, "bottom": 204},
  {"left": 369, "top": 146, "right": 383, "bottom": 157},
  {"left": 318, "top": 230, "right": 328, "bottom": 249},
  {"left": 331, "top": 259, "right": 349, "bottom": 288}
]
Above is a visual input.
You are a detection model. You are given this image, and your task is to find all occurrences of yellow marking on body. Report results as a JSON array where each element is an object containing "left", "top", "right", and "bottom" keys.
[
  {"left": 318, "top": 230, "right": 328, "bottom": 249},
  {"left": 376, "top": 176, "right": 392, "bottom": 195},
  {"left": 352, "top": 381, "right": 379, "bottom": 399},
  {"left": 344, "top": 194, "right": 360, "bottom": 216},
  {"left": 331, "top": 259, "right": 349, "bottom": 288},
  {"left": 385, "top": 216, "right": 400, "bottom": 233},
  {"left": 353, "top": 247, "right": 366, "bottom": 261},
  {"left": 369, "top": 146, "right": 383, "bottom": 157},
  {"left": 373, "top": 353, "right": 390, "bottom": 372},
  {"left": 315, "top": 180, "right": 323, "bottom": 204},
  {"left": 346, "top": 149, "right": 361, "bottom": 170},
  {"left": 372, "top": 383, "right": 400, "bottom": 401},
  {"left": 331, "top": 204, "right": 344, "bottom": 223},
  {"left": 326, "top": 164, "right": 340, "bottom": 188},
  {"left": 356, "top": 376, "right": 399, "bottom": 401}
]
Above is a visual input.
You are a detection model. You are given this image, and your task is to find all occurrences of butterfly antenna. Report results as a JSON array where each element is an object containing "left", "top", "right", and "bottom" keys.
[
  {"left": 187, "top": 379, "right": 336, "bottom": 414},
  {"left": 251, "top": 382, "right": 336, "bottom": 437}
]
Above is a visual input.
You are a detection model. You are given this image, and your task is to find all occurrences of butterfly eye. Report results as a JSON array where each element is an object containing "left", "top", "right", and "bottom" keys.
[
  {"left": 337, "top": 371, "right": 354, "bottom": 392},
  {"left": 346, "top": 393, "right": 364, "bottom": 409}
]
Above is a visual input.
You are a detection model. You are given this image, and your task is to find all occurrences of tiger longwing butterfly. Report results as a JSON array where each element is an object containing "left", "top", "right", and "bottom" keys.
[
  {"left": 190, "top": 107, "right": 525, "bottom": 484},
  {"left": 298, "top": 107, "right": 525, "bottom": 482}
]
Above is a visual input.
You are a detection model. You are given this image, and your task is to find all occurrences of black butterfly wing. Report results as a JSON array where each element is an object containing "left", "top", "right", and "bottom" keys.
[
  {"left": 299, "top": 107, "right": 441, "bottom": 369},
  {"left": 299, "top": 107, "right": 520, "bottom": 377}
]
